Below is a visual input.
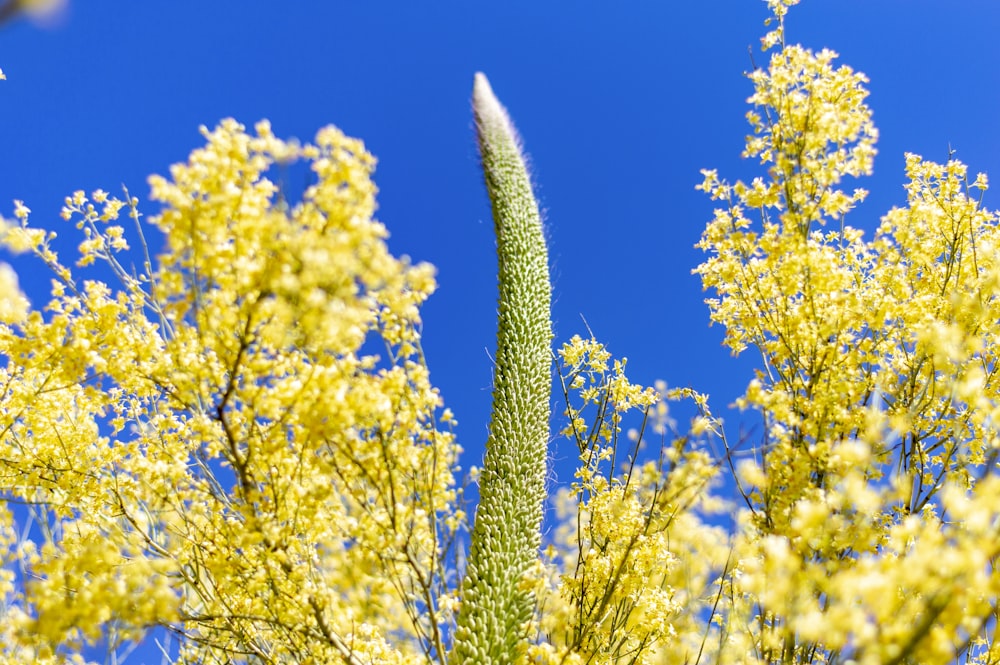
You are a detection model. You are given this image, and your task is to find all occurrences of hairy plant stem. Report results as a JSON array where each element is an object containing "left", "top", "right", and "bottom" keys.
[{"left": 449, "top": 73, "right": 552, "bottom": 665}]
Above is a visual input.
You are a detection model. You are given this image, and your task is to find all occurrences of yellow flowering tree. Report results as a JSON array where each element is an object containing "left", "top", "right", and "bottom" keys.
[
  {"left": 0, "top": 120, "right": 461, "bottom": 664},
  {"left": 4, "top": 0, "right": 1000, "bottom": 663},
  {"left": 693, "top": 0, "right": 1000, "bottom": 663}
]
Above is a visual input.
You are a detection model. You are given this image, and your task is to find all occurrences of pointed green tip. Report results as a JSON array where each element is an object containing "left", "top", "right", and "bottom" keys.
[
  {"left": 472, "top": 72, "right": 522, "bottom": 156},
  {"left": 473, "top": 71, "right": 490, "bottom": 98},
  {"left": 472, "top": 72, "right": 495, "bottom": 118}
]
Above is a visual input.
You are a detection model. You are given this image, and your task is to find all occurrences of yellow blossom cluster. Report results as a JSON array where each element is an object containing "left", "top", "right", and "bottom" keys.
[
  {"left": 0, "top": 119, "right": 462, "bottom": 663},
  {"left": 693, "top": 2, "right": 1000, "bottom": 663},
  {"left": 526, "top": 336, "right": 726, "bottom": 665},
  {"left": 0, "top": 217, "right": 29, "bottom": 325}
]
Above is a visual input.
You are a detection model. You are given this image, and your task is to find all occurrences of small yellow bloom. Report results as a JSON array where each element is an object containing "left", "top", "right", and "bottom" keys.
[{"left": 12, "top": 200, "right": 30, "bottom": 220}]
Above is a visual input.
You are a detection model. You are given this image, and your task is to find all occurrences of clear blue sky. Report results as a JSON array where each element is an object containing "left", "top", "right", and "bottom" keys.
[{"left": 2, "top": 1, "right": 1000, "bottom": 658}]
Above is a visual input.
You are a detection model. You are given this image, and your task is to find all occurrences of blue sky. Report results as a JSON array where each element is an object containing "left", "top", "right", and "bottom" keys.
[{"left": 2, "top": 0, "right": 1000, "bottom": 657}]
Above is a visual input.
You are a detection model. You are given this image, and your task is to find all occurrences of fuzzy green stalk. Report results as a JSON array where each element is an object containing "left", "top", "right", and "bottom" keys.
[{"left": 450, "top": 73, "right": 552, "bottom": 665}]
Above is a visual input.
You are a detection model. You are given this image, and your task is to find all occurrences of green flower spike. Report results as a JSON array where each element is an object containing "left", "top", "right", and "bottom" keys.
[{"left": 450, "top": 73, "right": 552, "bottom": 665}]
